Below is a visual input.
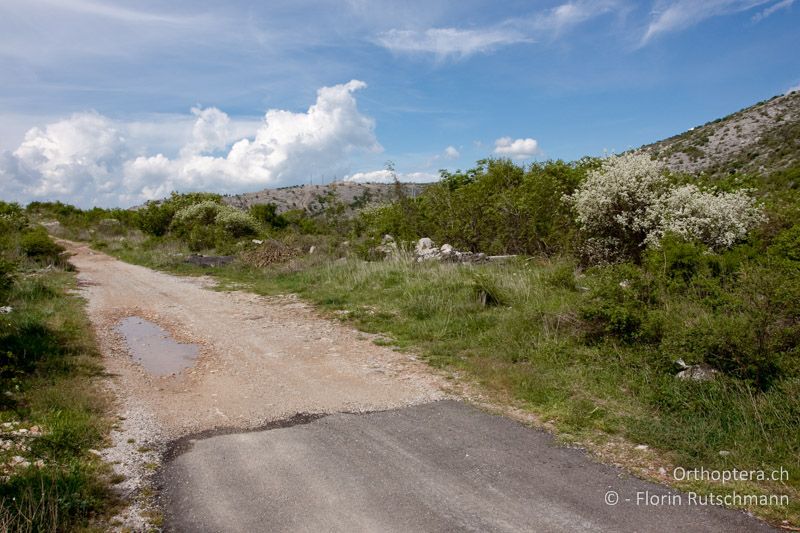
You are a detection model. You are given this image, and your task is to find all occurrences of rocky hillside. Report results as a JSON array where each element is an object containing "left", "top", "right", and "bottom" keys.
[
  {"left": 224, "top": 182, "right": 429, "bottom": 214},
  {"left": 644, "top": 90, "right": 800, "bottom": 178}
]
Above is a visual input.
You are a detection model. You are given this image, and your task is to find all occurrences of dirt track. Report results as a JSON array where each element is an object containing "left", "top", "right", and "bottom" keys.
[{"left": 66, "top": 240, "right": 444, "bottom": 437}]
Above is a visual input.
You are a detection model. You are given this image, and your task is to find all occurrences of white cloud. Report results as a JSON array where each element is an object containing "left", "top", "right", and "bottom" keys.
[
  {"left": 376, "top": 27, "right": 529, "bottom": 59},
  {"left": 752, "top": 0, "right": 796, "bottom": 21},
  {"left": 29, "top": 0, "right": 192, "bottom": 24},
  {"left": 0, "top": 80, "right": 381, "bottom": 207},
  {"left": 8, "top": 112, "right": 127, "bottom": 201},
  {"left": 181, "top": 107, "right": 232, "bottom": 156},
  {"left": 786, "top": 83, "right": 800, "bottom": 94},
  {"left": 375, "top": 1, "right": 620, "bottom": 59},
  {"left": 344, "top": 169, "right": 438, "bottom": 183},
  {"left": 640, "top": 0, "right": 775, "bottom": 45},
  {"left": 532, "top": 1, "right": 621, "bottom": 34},
  {"left": 493, "top": 137, "right": 541, "bottom": 159},
  {"left": 443, "top": 145, "right": 460, "bottom": 159}
]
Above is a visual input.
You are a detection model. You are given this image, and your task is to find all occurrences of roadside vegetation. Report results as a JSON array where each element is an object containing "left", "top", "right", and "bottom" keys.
[
  {"left": 28, "top": 154, "right": 800, "bottom": 526},
  {"left": 0, "top": 201, "right": 115, "bottom": 532}
]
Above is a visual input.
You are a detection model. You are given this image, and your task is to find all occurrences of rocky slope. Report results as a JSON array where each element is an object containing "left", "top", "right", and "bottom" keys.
[
  {"left": 643, "top": 90, "right": 800, "bottom": 178},
  {"left": 224, "top": 182, "right": 429, "bottom": 214}
]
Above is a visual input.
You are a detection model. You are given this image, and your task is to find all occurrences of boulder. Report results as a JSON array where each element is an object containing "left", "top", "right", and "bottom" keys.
[
  {"left": 415, "top": 237, "right": 434, "bottom": 254},
  {"left": 675, "top": 358, "right": 718, "bottom": 381}
]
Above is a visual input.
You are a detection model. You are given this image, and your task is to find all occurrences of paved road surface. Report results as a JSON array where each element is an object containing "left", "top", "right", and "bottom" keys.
[{"left": 162, "top": 401, "right": 773, "bottom": 533}]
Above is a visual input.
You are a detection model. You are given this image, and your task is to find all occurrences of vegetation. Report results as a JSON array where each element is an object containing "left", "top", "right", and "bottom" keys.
[
  {"left": 24, "top": 146, "right": 800, "bottom": 524},
  {"left": 0, "top": 202, "right": 115, "bottom": 531}
]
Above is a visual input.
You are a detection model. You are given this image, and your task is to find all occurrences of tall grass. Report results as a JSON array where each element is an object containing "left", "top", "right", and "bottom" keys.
[{"left": 1, "top": 216, "right": 115, "bottom": 530}]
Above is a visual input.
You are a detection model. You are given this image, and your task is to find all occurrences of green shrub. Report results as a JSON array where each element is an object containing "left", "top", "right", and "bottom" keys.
[
  {"left": 250, "top": 203, "right": 288, "bottom": 229},
  {"left": 215, "top": 209, "right": 259, "bottom": 238},
  {"left": 170, "top": 201, "right": 259, "bottom": 250},
  {"left": 579, "top": 264, "right": 659, "bottom": 343},
  {"left": 770, "top": 224, "right": 800, "bottom": 262},
  {"left": 544, "top": 261, "right": 578, "bottom": 290},
  {"left": 0, "top": 259, "right": 15, "bottom": 299},
  {"left": 136, "top": 192, "right": 223, "bottom": 236},
  {"left": 21, "top": 228, "right": 65, "bottom": 264}
]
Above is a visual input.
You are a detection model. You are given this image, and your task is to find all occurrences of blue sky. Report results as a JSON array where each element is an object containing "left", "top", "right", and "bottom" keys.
[{"left": 1, "top": 0, "right": 799, "bottom": 207}]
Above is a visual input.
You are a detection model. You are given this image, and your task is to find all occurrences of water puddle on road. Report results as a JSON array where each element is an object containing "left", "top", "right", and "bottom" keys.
[{"left": 115, "top": 317, "right": 199, "bottom": 376}]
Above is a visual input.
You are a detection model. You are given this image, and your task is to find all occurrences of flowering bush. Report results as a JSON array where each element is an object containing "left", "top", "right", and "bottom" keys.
[
  {"left": 172, "top": 201, "right": 259, "bottom": 246},
  {"left": 215, "top": 208, "right": 259, "bottom": 237},
  {"left": 171, "top": 200, "right": 223, "bottom": 229},
  {"left": 648, "top": 185, "right": 765, "bottom": 251},
  {"left": 566, "top": 153, "right": 764, "bottom": 260},
  {"left": 566, "top": 153, "right": 668, "bottom": 261}
]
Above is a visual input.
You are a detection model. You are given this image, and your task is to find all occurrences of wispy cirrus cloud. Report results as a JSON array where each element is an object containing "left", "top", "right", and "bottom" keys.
[
  {"left": 531, "top": 0, "right": 621, "bottom": 34},
  {"left": 375, "top": 1, "right": 621, "bottom": 59},
  {"left": 376, "top": 27, "right": 531, "bottom": 60},
  {"left": 639, "top": 0, "right": 791, "bottom": 45},
  {"left": 752, "top": 0, "right": 796, "bottom": 21},
  {"left": 28, "top": 0, "right": 192, "bottom": 24}
]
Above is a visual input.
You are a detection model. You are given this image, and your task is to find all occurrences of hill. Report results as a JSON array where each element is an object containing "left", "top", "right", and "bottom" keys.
[
  {"left": 644, "top": 90, "right": 800, "bottom": 178},
  {"left": 223, "top": 182, "right": 430, "bottom": 214}
]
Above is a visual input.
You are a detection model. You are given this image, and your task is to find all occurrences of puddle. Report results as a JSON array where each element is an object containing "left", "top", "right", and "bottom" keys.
[{"left": 115, "top": 317, "right": 200, "bottom": 376}]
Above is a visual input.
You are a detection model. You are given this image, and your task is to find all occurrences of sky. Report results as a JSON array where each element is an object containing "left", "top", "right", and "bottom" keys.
[{"left": 1, "top": 0, "right": 799, "bottom": 208}]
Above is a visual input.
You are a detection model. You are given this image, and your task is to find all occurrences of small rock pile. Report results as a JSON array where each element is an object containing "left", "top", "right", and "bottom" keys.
[
  {"left": 377, "top": 235, "right": 517, "bottom": 263},
  {"left": 413, "top": 237, "right": 488, "bottom": 263}
]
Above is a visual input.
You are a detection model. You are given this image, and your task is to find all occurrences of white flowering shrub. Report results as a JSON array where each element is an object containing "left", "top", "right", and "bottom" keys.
[
  {"left": 566, "top": 152, "right": 764, "bottom": 261},
  {"left": 215, "top": 208, "right": 259, "bottom": 237},
  {"left": 647, "top": 185, "right": 765, "bottom": 251},
  {"left": 172, "top": 201, "right": 258, "bottom": 237},
  {"left": 172, "top": 201, "right": 222, "bottom": 229},
  {"left": 566, "top": 153, "right": 669, "bottom": 261}
]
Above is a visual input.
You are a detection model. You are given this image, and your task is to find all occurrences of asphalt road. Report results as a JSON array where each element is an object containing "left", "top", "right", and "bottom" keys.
[{"left": 161, "top": 400, "right": 773, "bottom": 532}]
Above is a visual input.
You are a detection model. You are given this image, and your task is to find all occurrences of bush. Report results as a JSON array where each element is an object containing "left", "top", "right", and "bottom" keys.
[
  {"left": 579, "top": 264, "right": 660, "bottom": 343},
  {"left": 0, "top": 260, "right": 15, "bottom": 300},
  {"left": 567, "top": 153, "right": 668, "bottom": 261},
  {"left": 136, "top": 192, "right": 223, "bottom": 236},
  {"left": 171, "top": 201, "right": 259, "bottom": 250},
  {"left": 215, "top": 209, "right": 259, "bottom": 238},
  {"left": 648, "top": 185, "right": 764, "bottom": 251},
  {"left": 21, "top": 228, "right": 65, "bottom": 264},
  {"left": 250, "top": 203, "right": 288, "bottom": 229},
  {"left": 567, "top": 153, "right": 764, "bottom": 262},
  {"left": 770, "top": 224, "right": 800, "bottom": 262}
]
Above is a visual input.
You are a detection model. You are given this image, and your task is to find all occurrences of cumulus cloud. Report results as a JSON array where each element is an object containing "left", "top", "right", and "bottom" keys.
[
  {"left": 344, "top": 169, "right": 438, "bottom": 183},
  {"left": 786, "top": 83, "right": 800, "bottom": 95},
  {"left": 640, "top": 0, "right": 779, "bottom": 45},
  {"left": 443, "top": 145, "right": 460, "bottom": 159},
  {"left": 493, "top": 137, "right": 541, "bottom": 159},
  {"left": 0, "top": 80, "right": 381, "bottom": 207},
  {"left": 181, "top": 106, "right": 231, "bottom": 156},
  {"left": 5, "top": 112, "right": 128, "bottom": 203}
]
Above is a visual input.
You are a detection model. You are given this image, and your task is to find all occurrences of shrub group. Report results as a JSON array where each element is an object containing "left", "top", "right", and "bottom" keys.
[
  {"left": 170, "top": 201, "right": 259, "bottom": 251},
  {"left": 566, "top": 153, "right": 764, "bottom": 262}
]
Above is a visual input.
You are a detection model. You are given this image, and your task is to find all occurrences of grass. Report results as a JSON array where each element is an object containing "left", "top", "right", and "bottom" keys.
[
  {"left": 1, "top": 268, "right": 116, "bottom": 532},
  {"left": 93, "top": 236, "right": 800, "bottom": 527}
]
